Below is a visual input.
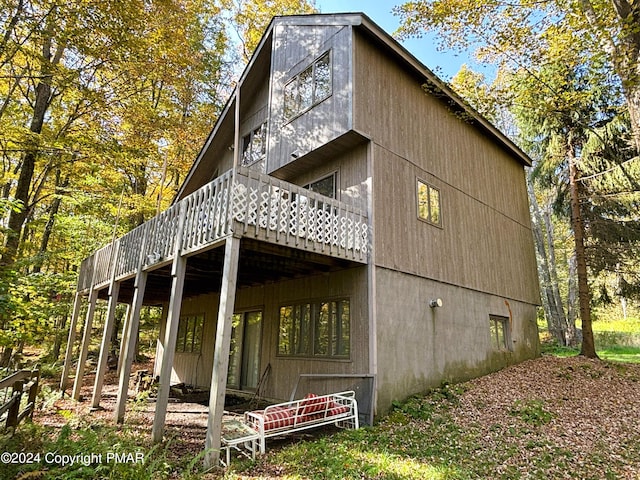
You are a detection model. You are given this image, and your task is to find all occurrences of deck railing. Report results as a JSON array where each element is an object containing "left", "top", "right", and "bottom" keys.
[
  {"left": 77, "top": 167, "right": 369, "bottom": 292},
  {"left": 0, "top": 368, "right": 39, "bottom": 430}
]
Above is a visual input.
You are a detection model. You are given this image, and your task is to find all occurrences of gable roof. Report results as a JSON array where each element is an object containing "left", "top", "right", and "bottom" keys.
[{"left": 175, "top": 12, "right": 531, "bottom": 202}]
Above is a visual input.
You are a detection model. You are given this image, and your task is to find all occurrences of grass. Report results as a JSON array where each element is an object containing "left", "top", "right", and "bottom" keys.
[
  {"left": 225, "top": 371, "right": 640, "bottom": 480},
  {"left": 538, "top": 312, "right": 640, "bottom": 363},
  {"left": 540, "top": 342, "right": 640, "bottom": 362},
  {"left": 0, "top": 421, "right": 194, "bottom": 480},
  {"left": 0, "top": 387, "right": 206, "bottom": 480}
]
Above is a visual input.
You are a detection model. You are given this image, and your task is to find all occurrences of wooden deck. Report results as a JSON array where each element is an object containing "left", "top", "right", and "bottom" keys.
[{"left": 77, "top": 167, "right": 369, "bottom": 293}]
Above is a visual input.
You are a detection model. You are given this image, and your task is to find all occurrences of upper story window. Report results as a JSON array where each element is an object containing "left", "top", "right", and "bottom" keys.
[
  {"left": 304, "top": 173, "right": 336, "bottom": 199},
  {"left": 241, "top": 122, "right": 267, "bottom": 166},
  {"left": 284, "top": 51, "right": 332, "bottom": 121},
  {"left": 417, "top": 179, "right": 441, "bottom": 226}
]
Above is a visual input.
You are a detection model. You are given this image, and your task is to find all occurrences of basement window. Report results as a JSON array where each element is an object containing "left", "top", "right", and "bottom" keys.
[
  {"left": 176, "top": 314, "right": 204, "bottom": 353},
  {"left": 417, "top": 179, "right": 441, "bottom": 226},
  {"left": 489, "top": 315, "right": 511, "bottom": 351},
  {"left": 278, "top": 299, "right": 350, "bottom": 358},
  {"left": 284, "top": 51, "right": 332, "bottom": 121}
]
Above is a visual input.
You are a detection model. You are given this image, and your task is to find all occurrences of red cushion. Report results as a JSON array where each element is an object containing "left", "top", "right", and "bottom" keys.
[
  {"left": 298, "top": 393, "right": 329, "bottom": 416},
  {"left": 328, "top": 404, "right": 349, "bottom": 416},
  {"left": 259, "top": 406, "right": 295, "bottom": 431}
]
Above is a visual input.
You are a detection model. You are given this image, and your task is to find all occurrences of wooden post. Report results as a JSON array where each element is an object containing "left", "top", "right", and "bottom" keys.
[
  {"left": 117, "top": 303, "right": 131, "bottom": 377},
  {"left": 91, "top": 280, "right": 121, "bottom": 408},
  {"left": 114, "top": 270, "right": 147, "bottom": 423},
  {"left": 204, "top": 235, "right": 241, "bottom": 468},
  {"left": 60, "top": 292, "right": 83, "bottom": 394},
  {"left": 152, "top": 203, "right": 188, "bottom": 442},
  {"left": 114, "top": 225, "right": 150, "bottom": 423},
  {"left": 71, "top": 287, "right": 99, "bottom": 400},
  {"left": 6, "top": 380, "right": 23, "bottom": 428},
  {"left": 27, "top": 369, "right": 39, "bottom": 420}
]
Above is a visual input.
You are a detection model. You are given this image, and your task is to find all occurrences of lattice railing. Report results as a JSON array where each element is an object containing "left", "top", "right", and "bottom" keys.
[
  {"left": 77, "top": 167, "right": 369, "bottom": 292},
  {"left": 232, "top": 168, "right": 369, "bottom": 261}
]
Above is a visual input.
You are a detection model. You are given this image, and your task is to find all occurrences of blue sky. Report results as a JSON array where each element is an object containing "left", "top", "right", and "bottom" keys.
[{"left": 316, "top": 0, "right": 472, "bottom": 80}]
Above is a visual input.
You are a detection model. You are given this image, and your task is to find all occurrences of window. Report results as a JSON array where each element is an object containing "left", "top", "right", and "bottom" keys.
[
  {"left": 489, "top": 315, "right": 511, "bottom": 351},
  {"left": 278, "top": 299, "right": 350, "bottom": 358},
  {"left": 241, "top": 122, "right": 267, "bottom": 166},
  {"left": 417, "top": 179, "right": 441, "bottom": 226},
  {"left": 176, "top": 314, "right": 204, "bottom": 353},
  {"left": 304, "top": 173, "right": 336, "bottom": 199},
  {"left": 284, "top": 51, "right": 332, "bottom": 121}
]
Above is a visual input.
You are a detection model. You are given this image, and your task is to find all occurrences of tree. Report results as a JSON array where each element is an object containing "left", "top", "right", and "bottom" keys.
[
  {"left": 221, "top": 0, "right": 317, "bottom": 62},
  {"left": 394, "top": 0, "right": 640, "bottom": 152},
  {"left": 0, "top": 0, "right": 231, "bottom": 362}
]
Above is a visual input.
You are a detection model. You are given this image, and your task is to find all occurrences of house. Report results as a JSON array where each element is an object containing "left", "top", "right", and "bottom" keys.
[{"left": 60, "top": 13, "right": 540, "bottom": 465}]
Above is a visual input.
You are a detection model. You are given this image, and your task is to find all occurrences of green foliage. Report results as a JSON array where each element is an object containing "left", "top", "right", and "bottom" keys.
[
  {"left": 0, "top": 418, "right": 207, "bottom": 480},
  {"left": 510, "top": 400, "right": 554, "bottom": 426},
  {"left": 0, "top": 0, "right": 325, "bottom": 362},
  {"left": 221, "top": 0, "right": 317, "bottom": 62}
]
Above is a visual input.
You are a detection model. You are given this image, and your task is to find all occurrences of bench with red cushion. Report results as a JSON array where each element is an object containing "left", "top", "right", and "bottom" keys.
[{"left": 244, "top": 390, "right": 359, "bottom": 453}]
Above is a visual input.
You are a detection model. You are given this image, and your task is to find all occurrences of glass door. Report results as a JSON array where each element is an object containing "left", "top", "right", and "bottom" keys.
[{"left": 227, "top": 311, "right": 262, "bottom": 390}]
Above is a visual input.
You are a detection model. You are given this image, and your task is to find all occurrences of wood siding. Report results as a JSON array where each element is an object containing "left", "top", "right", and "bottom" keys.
[
  {"left": 164, "top": 265, "right": 369, "bottom": 402},
  {"left": 282, "top": 141, "right": 369, "bottom": 212},
  {"left": 352, "top": 30, "right": 539, "bottom": 306},
  {"left": 267, "top": 24, "right": 353, "bottom": 174}
]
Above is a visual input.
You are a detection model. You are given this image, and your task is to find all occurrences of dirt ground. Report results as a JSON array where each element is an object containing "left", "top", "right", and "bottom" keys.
[
  {"left": 35, "top": 360, "right": 215, "bottom": 459},
  {"left": 34, "top": 359, "right": 281, "bottom": 465}
]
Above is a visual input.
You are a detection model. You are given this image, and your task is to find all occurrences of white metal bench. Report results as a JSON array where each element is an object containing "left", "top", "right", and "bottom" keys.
[{"left": 244, "top": 390, "right": 359, "bottom": 454}]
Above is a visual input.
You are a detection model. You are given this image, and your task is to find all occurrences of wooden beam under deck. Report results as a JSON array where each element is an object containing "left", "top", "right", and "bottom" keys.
[{"left": 100, "top": 237, "right": 360, "bottom": 305}]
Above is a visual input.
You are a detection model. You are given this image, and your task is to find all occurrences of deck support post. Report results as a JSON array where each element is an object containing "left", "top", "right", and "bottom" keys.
[
  {"left": 117, "top": 303, "right": 131, "bottom": 377},
  {"left": 115, "top": 270, "right": 147, "bottom": 423},
  {"left": 71, "top": 287, "right": 99, "bottom": 400},
  {"left": 60, "top": 291, "right": 84, "bottom": 394},
  {"left": 91, "top": 279, "right": 121, "bottom": 408},
  {"left": 152, "top": 204, "right": 188, "bottom": 443},
  {"left": 115, "top": 225, "right": 150, "bottom": 423},
  {"left": 204, "top": 235, "right": 241, "bottom": 468}
]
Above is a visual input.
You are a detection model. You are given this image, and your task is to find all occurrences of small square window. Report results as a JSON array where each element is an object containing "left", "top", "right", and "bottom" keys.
[
  {"left": 417, "top": 179, "right": 441, "bottom": 226},
  {"left": 489, "top": 315, "right": 511, "bottom": 351},
  {"left": 305, "top": 173, "right": 336, "bottom": 199}
]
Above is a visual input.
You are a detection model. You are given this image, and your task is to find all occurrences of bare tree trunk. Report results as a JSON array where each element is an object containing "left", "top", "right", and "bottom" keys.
[
  {"left": 566, "top": 253, "right": 579, "bottom": 344},
  {"left": 528, "top": 177, "right": 567, "bottom": 344},
  {"left": 0, "top": 347, "right": 12, "bottom": 368},
  {"left": 2, "top": 21, "right": 63, "bottom": 266},
  {"left": 33, "top": 170, "right": 69, "bottom": 273},
  {"left": 568, "top": 143, "right": 597, "bottom": 358},
  {"left": 627, "top": 85, "right": 640, "bottom": 154},
  {"left": 51, "top": 309, "right": 69, "bottom": 361}
]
